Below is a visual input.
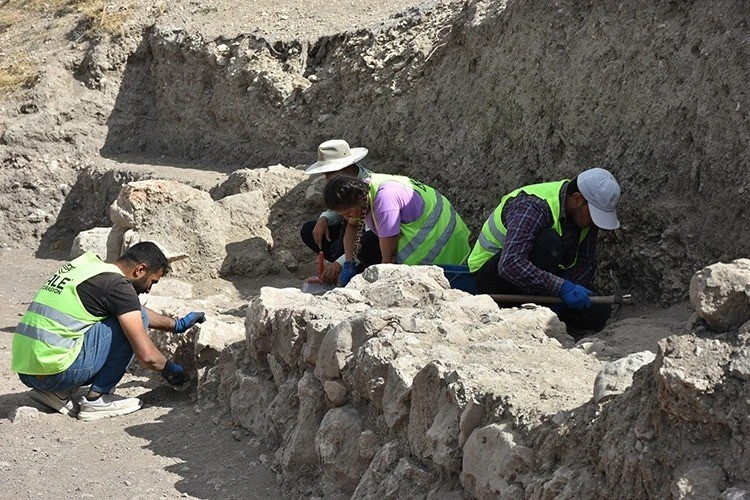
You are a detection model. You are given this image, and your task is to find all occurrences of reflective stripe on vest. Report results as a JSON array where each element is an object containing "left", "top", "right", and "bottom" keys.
[
  {"left": 16, "top": 323, "right": 79, "bottom": 349},
  {"left": 368, "top": 174, "right": 470, "bottom": 265},
  {"left": 11, "top": 252, "right": 124, "bottom": 375},
  {"left": 476, "top": 212, "right": 507, "bottom": 256},
  {"left": 27, "top": 301, "right": 91, "bottom": 332},
  {"left": 421, "top": 195, "right": 458, "bottom": 264},
  {"left": 396, "top": 189, "right": 445, "bottom": 263}
]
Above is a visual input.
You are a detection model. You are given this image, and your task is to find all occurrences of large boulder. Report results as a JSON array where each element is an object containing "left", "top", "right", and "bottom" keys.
[
  {"left": 109, "top": 179, "right": 279, "bottom": 279},
  {"left": 461, "top": 423, "right": 534, "bottom": 499}
]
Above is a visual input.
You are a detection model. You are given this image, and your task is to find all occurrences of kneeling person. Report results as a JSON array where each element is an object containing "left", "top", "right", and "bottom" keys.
[
  {"left": 324, "top": 173, "right": 471, "bottom": 285},
  {"left": 11, "top": 242, "right": 206, "bottom": 421},
  {"left": 301, "top": 139, "right": 382, "bottom": 284},
  {"left": 468, "top": 168, "right": 621, "bottom": 333}
]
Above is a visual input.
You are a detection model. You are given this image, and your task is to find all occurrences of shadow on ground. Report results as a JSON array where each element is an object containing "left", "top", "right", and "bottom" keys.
[{"left": 125, "top": 386, "right": 280, "bottom": 499}]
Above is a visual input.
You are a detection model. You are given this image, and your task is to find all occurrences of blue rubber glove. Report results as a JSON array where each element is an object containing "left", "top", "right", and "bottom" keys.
[
  {"left": 558, "top": 280, "right": 593, "bottom": 310},
  {"left": 173, "top": 312, "right": 206, "bottom": 333},
  {"left": 339, "top": 261, "right": 357, "bottom": 286},
  {"left": 161, "top": 360, "right": 187, "bottom": 386}
]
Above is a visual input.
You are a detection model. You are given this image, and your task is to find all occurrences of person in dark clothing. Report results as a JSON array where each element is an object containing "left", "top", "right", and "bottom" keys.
[{"left": 468, "top": 168, "right": 621, "bottom": 334}]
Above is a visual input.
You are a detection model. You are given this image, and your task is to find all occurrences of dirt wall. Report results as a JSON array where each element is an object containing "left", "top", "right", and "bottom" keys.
[{"left": 99, "top": 0, "right": 750, "bottom": 303}]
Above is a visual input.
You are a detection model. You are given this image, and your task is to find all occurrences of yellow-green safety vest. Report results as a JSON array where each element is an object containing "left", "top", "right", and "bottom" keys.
[
  {"left": 467, "top": 180, "right": 589, "bottom": 272},
  {"left": 367, "top": 173, "right": 471, "bottom": 265},
  {"left": 11, "top": 252, "right": 124, "bottom": 375}
]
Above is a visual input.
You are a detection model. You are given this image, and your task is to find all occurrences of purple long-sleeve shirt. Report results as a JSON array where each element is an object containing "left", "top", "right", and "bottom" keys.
[{"left": 497, "top": 183, "right": 598, "bottom": 295}]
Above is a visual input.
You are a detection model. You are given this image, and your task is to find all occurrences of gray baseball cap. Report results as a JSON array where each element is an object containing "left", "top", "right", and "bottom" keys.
[{"left": 577, "top": 168, "right": 621, "bottom": 230}]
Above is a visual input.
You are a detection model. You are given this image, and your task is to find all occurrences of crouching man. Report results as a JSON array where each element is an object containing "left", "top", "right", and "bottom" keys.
[{"left": 11, "top": 242, "right": 206, "bottom": 421}]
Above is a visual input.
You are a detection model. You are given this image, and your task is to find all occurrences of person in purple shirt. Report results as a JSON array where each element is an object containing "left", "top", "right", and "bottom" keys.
[{"left": 323, "top": 174, "right": 471, "bottom": 285}]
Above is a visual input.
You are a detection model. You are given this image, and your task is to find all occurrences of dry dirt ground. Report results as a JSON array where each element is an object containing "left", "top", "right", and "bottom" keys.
[{"left": 0, "top": 249, "right": 314, "bottom": 500}]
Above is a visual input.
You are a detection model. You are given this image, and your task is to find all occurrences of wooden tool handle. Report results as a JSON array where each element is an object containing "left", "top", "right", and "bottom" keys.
[{"left": 489, "top": 294, "right": 632, "bottom": 305}]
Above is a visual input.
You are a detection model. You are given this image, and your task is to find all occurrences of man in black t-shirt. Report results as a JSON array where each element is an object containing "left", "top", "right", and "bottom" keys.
[{"left": 12, "top": 242, "right": 206, "bottom": 421}]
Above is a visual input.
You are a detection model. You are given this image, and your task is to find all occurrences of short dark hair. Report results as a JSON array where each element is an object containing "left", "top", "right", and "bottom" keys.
[
  {"left": 118, "top": 242, "right": 170, "bottom": 275},
  {"left": 568, "top": 176, "right": 582, "bottom": 198},
  {"left": 323, "top": 175, "right": 369, "bottom": 211}
]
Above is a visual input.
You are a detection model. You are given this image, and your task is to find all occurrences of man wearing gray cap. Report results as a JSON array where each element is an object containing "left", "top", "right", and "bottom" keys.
[
  {"left": 467, "top": 168, "right": 621, "bottom": 333},
  {"left": 300, "top": 139, "right": 382, "bottom": 284}
]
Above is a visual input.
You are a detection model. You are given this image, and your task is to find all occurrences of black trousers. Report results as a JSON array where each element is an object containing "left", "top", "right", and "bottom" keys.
[
  {"left": 473, "top": 229, "right": 611, "bottom": 333},
  {"left": 300, "top": 220, "right": 382, "bottom": 271}
]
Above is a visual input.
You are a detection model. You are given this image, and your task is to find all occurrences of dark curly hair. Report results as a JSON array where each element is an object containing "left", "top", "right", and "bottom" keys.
[{"left": 323, "top": 175, "right": 369, "bottom": 212}]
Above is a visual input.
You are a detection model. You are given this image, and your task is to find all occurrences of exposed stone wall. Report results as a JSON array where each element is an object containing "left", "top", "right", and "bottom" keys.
[{"left": 201, "top": 261, "right": 750, "bottom": 498}]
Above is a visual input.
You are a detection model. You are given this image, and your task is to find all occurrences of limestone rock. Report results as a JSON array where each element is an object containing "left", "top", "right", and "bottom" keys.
[
  {"left": 281, "top": 372, "right": 326, "bottom": 472},
  {"left": 230, "top": 372, "right": 277, "bottom": 438},
  {"left": 408, "top": 362, "right": 462, "bottom": 473},
  {"left": 109, "top": 179, "right": 280, "bottom": 279},
  {"left": 194, "top": 318, "right": 245, "bottom": 368},
  {"left": 70, "top": 227, "right": 113, "bottom": 260},
  {"left": 461, "top": 423, "right": 534, "bottom": 499},
  {"left": 656, "top": 335, "right": 735, "bottom": 423},
  {"left": 210, "top": 164, "right": 308, "bottom": 202},
  {"left": 689, "top": 259, "right": 750, "bottom": 331},
  {"left": 266, "top": 377, "right": 300, "bottom": 447},
  {"left": 148, "top": 277, "right": 194, "bottom": 299},
  {"left": 382, "top": 355, "right": 420, "bottom": 429},
  {"left": 352, "top": 442, "right": 435, "bottom": 499},
  {"left": 323, "top": 380, "right": 348, "bottom": 407},
  {"left": 593, "top": 351, "right": 657, "bottom": 403},
  {"left": 349, "top": 264, "right": 451, "bottom": 308},
  {"left": 315, "top": 406, "right": 368, "bottom": 494},
  {"left": 9, "top": 406, "right": 40, "bottom": 422}
]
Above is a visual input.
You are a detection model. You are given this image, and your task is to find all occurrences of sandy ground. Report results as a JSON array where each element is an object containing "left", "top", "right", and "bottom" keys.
[{"left": 0, "top": 249, "right": 303, "bottom": 500}]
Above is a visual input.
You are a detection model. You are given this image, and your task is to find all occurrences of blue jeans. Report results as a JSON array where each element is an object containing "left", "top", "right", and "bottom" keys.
[{"left": 19, "top": 308, "right": 148, "bottom": 394}]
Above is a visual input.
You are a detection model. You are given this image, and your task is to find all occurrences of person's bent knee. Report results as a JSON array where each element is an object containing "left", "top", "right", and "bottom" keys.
[{"left": 300, "top": 220, "right": 320, "bottom": 252}]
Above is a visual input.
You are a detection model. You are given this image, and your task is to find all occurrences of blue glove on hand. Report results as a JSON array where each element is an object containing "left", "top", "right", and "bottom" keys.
[
  {"left": 161, "top": 359, "right": 187, "bottom": 386},
  {"left": 173, "top": 311, "right": 206, "bottom": 334},
  {"left": 339, "top": 261, "right": 357, "bottom": 286},
  {"left": 559, "top": 280, "right": 593, "bottom": 310}
]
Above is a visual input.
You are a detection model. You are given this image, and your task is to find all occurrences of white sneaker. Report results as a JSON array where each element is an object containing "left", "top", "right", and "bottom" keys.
[
  {"left": 76, "top": 394, "right": 143, "bottom": 421},
  {"left": 29, "top": 389, "right": 79, "bottom": 417}
]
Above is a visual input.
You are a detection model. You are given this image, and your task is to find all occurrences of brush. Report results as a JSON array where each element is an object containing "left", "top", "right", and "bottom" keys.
[{"left": 302, "top": 251, "right": 336, "bottom": 295}]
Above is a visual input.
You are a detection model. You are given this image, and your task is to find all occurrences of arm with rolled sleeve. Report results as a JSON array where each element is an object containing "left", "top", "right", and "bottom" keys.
[{"left": 319, "top": 210, "right": 342, "bottom": 225}]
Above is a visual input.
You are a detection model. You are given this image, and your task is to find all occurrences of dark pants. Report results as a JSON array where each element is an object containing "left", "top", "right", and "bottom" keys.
[
  {"left": 300, "top": 220, "right": 382, "bottom": 271},
  {"left": 474, "top": 229, "right": 611, "bottom": 333}
]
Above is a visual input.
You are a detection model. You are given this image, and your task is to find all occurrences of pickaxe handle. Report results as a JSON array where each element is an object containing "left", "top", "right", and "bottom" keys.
[{"left": 489, "top": 294, "right": 632, "bottom": 305}]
